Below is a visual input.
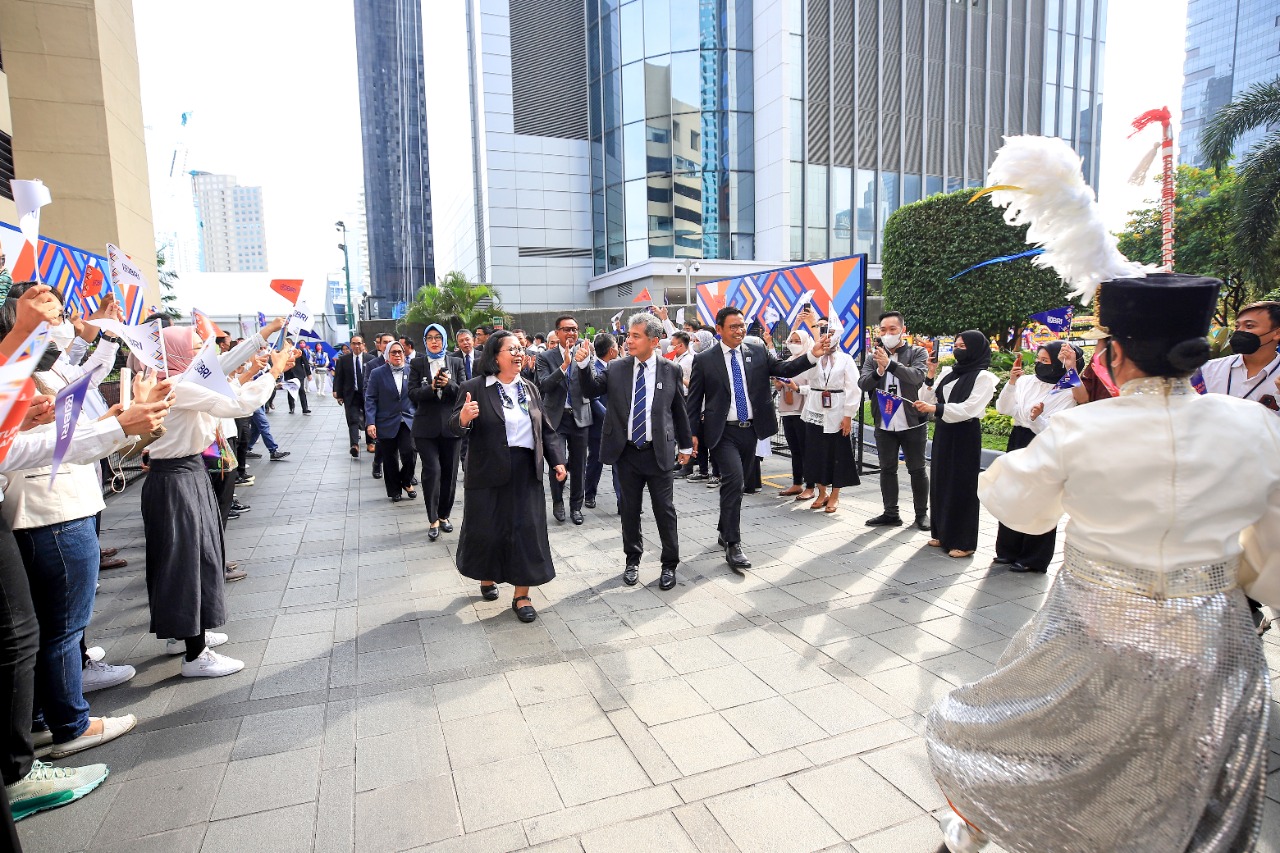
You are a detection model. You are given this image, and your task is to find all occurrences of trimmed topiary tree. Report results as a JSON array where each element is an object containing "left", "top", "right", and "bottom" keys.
[{"left": 881, "top": 189, "right": 1071, "bottom": 346}]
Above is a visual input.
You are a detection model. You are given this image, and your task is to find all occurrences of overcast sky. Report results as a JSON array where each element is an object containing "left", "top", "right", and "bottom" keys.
[{"left": 135, "top": 0, "right": 1187, "bottom": 314}]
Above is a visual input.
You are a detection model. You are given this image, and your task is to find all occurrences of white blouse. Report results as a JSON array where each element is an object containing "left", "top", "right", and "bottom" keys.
[
  {"left": 920, "top": 368, "right": 999, "bottom": 422},
  {"left": 488, "top": 376, "right": 535, "bottom": 450},
  {"left": 799, "top": 351, "right": 860, "bottom": 432},
  {"left": 978, "top": 378, "right": 1280, "bottom": 607},
  {"left": 149, "top": 372, "right": 276, "bottom": 459},
  {"left": 995, "top": 374, "right": 1078, "bottom": 434}
]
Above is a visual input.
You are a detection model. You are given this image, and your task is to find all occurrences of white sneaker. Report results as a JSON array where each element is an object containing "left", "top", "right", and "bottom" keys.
[
  {"left": 165, "top": 631, "right": 229, "bottom": 656},
  {"left": 180, "top": 648, "right": 244, "bottom": 678},
  {"left": 82, "top": 659, "right": 135, "bottom": 692},
  {"left": 48, "top": 715, "right": 138, "bottom": 759},
  {"left": 85, "top": 646, "right": 105, "bottom": 662}
]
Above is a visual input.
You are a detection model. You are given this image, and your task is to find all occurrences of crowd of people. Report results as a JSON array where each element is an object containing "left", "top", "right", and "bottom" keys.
[{"left": 1, "top": 265, "right": 1278, "bottom": 852}]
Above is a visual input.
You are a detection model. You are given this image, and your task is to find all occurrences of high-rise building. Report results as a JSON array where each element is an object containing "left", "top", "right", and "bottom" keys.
[
  {"left": 1180, "top": 0, "right": 1276, "bottom": 168},
  {"left": 353, "top": 0, "right": 436, "bottom": 311},
  {"left": 428, "top": 0, "right": 1106, "bottom": 308},
  {"left": 190, "top": 172, "right": 269, "bottom": 273}
]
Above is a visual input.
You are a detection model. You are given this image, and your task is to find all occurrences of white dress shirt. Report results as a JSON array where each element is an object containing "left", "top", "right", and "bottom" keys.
[
  {"left": 150, "top": 372, "right": 277, "bottom": 458},
  {"left": 995, "top": 374, "right": 1078, "bottom": 433},
  {"left": 720, "top": 342, "right": 754, "bottom": 421},
  {"left": 920, "top": 368, "right": 999, "bottom": 422},
  {"left": 488, "top": 376, "right": 535, "bottom": 450},
  {"left": 799, "top": 351, "right": 860, "bottom": 432},
  {"left": 1199, "top": 352, "right": 1280, "bottom": 411},
  {"left": 978, "top": 377, "right": 1280, "bottom": 608}
]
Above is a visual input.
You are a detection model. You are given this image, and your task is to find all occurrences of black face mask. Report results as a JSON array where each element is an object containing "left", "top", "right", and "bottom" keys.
[
  {"left": 953, "top": 346, "right": 977, "bottom": 365},
  {"left": 1229, "top": 330, "right": 1266, "bottom": 355},
  {"left": 36, "top": 343, "right": 60, "bottom": 372},
  {"left": 1034, "top": 362, "right": 1066, "bottom": 384}
]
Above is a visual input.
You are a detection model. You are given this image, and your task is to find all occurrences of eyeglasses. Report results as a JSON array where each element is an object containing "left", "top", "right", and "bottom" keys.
[
  {"left": 425, "top": 334, "right": 444, "bottom": 342},
  {"left": 558, "top": 326, "right": 578, "bottom": 333},
  {"left": 502, "top": 347, "right": 525, "bottom": 357}
]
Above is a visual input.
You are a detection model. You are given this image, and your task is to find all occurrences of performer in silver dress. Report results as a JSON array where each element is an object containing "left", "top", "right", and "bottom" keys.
[{"left": 926, "top": 272, "right": 1280, "bottom": 852}]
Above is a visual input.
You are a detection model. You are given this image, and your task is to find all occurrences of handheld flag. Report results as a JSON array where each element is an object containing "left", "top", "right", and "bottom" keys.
[
  {"left": 632, "top": 287, "right": 652, "bottom": 305},
  {"left": 0, "top": 339, "right": 51, "bottom": 467},
  {"left": 1055, "top": 368, "right": 1082, "bottom": 390},
  {"left": 106, "top": 244, "right": 147, "bottom": 306},
  {"left": 1190, "top": 370, "right": 1207, "bottom": 395},
  {"left": 82, "top": 264, "right": 105, "bottom": 299},
  {"left": 49, "top": 371, "right": 96, "bottom": 486},
  {"left": 192, "top": 308, "right": 219, "bottom": 342},
  {"left": 269, "top": 279, "right": 304, "bottom": 305},
  {"left": 239, "top": 317, "right": 258, "bottom": 340},
  {"left": 786, "top": 289, "right": 815, "bottom": 325},
  {"left": 92, "top": 318, "right": 167, "bottom": 372},
  {"left": 1027, "top": 306, "right": 1073, "bottom": 334},
  {"left": 761, "top": 304, "right": 782, "bottom": 332},
  {"left": 257, "top": 311, "right": 267, "bottom": 328},
  {"left": 11, "top": 179, "right": 52, "bottom": 283},
  {"left": 10, "top": 323, "right": 51, "bottom": 363},
  {"left": 674, "top": 307, "right": 686, "bottom": 326},
  {"left": 180, "top": 339, "right": 237, "bottom": 400},
  {"left": 875, "top": 390, "right": 908, "bottom": 430},
  {"left": 286, "top": 302, "right": 314, "bottom": 336}
]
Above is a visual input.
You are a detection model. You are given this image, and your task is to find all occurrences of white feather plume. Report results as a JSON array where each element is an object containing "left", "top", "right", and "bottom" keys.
[{"left": 984, "top": 135, "right": 1148, "bottom": 303}]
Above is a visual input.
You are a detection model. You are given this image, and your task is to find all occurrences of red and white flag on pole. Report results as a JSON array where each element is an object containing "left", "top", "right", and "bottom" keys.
[
  {"left": 270, "top": 279, "right": 304, "bottom": 305},
  {"left": 10, "top": 180, "right": 51, "bottom": 283}
]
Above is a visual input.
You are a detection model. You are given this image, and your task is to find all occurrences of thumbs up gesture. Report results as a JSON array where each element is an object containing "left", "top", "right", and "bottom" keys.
[{"left": 459, "top": 391, "right": 480, "bottom": 427}]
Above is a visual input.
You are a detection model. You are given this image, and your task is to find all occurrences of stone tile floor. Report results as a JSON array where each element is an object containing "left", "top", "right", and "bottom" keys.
[{"left": 19, "top": 401, "right": 1280, "bottom": 852}]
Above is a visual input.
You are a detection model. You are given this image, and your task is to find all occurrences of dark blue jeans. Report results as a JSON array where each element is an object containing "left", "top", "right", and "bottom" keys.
[
  {"left": 14, "top": 516, "right": 99, "bottom": 743},
  {"left": 247, "top": 407, "right": 279, "bottom": 453}
]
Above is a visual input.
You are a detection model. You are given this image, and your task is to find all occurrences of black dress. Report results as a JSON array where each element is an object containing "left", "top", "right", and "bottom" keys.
[
  {"left": 992, "top": 425, "right": 1057, "bottom": 569},
  {"left": 930, "top": 416, "right": 983, "bottom": 552},
  {"left": 451, "top": 376, "right": 566, "bottom": 587},
  {"left": 802, "top": 421, "right": 860, "bottom": 488}
]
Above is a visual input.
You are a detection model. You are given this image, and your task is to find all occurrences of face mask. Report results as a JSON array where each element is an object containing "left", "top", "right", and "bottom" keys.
[
  {"left": 1034, "top": 363, "right": 1065, "bottom": 384},
  {"left": 49, "top": 322, "right": 76, "bottom": 349},
  {"left": 1229, "top": 330, "right": 1264, "bottom": 355},
  {"left": 953, "top": 346, "right": 975, "bottom": 364},
  {"left": 880, "top": 333, "right": 902, "bottom": 350},
  {"left": 787, "top": 341, "right": 805, "bottom": 356},
  {"left": 37, "top": 342, "right": 61, "bottom": 372}
]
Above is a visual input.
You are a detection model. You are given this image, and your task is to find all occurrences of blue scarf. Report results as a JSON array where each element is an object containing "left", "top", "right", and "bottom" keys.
[{"left": 424, "top": 324, "right": 449, "bottom": 360}]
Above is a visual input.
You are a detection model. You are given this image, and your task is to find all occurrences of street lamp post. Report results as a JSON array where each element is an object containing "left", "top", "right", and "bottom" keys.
[
  {"left": 335, "top": 221, "right": 355, "bottom": 335},
  {"left": 675, "top": 260, "right": 702, "bottom": 311}
]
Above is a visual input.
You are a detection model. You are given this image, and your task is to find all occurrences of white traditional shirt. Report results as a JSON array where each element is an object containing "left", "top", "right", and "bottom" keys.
[
  {"left": 995, "top": 374, "right": 1078, "bottom": 433},
  {"left": 920, "top": 368, "right": 999, "bottom": 422},
  {"left": 799, "top": 351, "right": 860, "bottom": 432},
  {"left": 978, "top": 377, "right": 1280, "bottom": 607}
]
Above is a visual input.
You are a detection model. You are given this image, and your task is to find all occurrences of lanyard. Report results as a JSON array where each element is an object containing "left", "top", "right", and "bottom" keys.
[
  {"left": 497, "top": 381, "right": 529, "bottom": 414},
  {"left": 1227, "top": 356, "right": 1280, "bottom": 400}
]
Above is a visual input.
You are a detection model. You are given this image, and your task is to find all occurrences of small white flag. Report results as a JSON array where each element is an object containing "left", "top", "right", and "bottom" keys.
[
  {"left": 106, "top": 243, "right": 148, "bottom": 305},
  {"left": 675, "top": 308, "right": 686, "bottom": 326},
  {"left": 93, "top": 318, "right": 166, "bottom": 372},
  {"left": 179, "top": 339, "right": 237, "bottom": 400},
  {"left": 761, "top": 304, "right": 781, "bottom": 329},
  {"left": 788, "top": 290, "right": 816, "bottom": 324},
  {"left": 286, "top": 301, "right": 314, "bottom": 335}
]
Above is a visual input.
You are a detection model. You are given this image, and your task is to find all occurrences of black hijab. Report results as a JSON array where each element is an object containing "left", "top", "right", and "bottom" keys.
[
  {"left": 1035, "top": 340, "right": 1085, "bottom": 385},
  {"left": 936, "top": 330, "right": 992, "bottom": 402}
]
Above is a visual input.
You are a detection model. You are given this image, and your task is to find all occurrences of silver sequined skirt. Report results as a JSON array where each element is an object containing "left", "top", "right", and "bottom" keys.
[{"left": 926, "top": 549, "right": 1270, "bottom": 853}]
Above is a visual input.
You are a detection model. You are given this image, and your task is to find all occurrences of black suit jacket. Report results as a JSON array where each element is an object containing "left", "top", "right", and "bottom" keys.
[
  {"left": 449, "top": 376, "right": 566, "bottom": 487},
  {"left": 332, "top": 352, "right": 372, "bottom": 400},
  {"left": 407, "top": 355, "right": 463, "bottom": 438},
  {"left": 535, "top": 346, "right": 593, "bottom": 430},
  {"left": 362, "top": 354, "right": 386, "bottom": 388},
  {"left": 687, "top": 342, "right": 814, "bottom": 449},
  {"left": 577, "top": 356, "right": 692, "bottom": 467},
  {"left": 450, "top": 348, "right": 479, "bottom": 382}
]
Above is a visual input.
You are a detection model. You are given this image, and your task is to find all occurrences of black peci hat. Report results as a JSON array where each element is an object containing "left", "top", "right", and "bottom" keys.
[{"left": 1097, "top": 273, "right": 1220, "bottom": 340}]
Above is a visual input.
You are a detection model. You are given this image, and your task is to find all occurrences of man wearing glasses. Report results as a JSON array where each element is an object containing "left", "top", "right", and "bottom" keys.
[{"left": 536, "top": 315, "right": 594, "bottom": 524}]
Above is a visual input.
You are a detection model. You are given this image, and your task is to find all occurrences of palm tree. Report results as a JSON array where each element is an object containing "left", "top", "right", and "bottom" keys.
[
  {"left": 403, "top": 271, "right": 507, "bottom": 334},
  {"left": 1201, "top": 76, "right": 1280, "bottom": 274},
  {"left": 156, "top": 247, "right": 182, "bottom": 320}
]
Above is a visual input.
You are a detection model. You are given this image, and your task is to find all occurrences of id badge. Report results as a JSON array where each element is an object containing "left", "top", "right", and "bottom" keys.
[{"left": 821, "top": 391, "right": 833, "bottom": 409}]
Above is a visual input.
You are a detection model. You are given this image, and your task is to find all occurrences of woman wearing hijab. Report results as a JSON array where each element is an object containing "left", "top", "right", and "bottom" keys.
[
  {"left": 915, "top": 331, "right": 998, "bottom": 557},
  {"left": 408, "top": 324, "right": 464, "bottom": 541},
  {"left": 143, "top": 321, "right": 291, "bottom": 678},
  {"left": 796, "top": 327, "right": 860, "bottom": 512},
  {"left": 450, "top": 331, "right": 566, "bottom": 623},
  {"left": 991, "top": 340, "right": 1087, "bottom": 573},
  {"left": 775, "top": 329, "right": 814, "bottom": 500}
]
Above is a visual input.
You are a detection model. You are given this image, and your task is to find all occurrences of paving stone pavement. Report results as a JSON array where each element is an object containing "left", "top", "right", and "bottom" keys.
[{"left": 19, "top": 401, "right": 1280, "bottom": 853}]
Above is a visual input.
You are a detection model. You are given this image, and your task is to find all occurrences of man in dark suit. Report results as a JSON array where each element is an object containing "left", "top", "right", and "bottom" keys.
[
  {"left": 451, "top": 329, "right": 478, "bottom": 382},
  {"left": 584, "top": 332, "right": 620, "bottom": 512},
  {"left": 361, "top": 333, "right": 393, "bottom": 478},
  {"left": 364, "top": 341, "right": 417, "bottom": 501},
  {"left": 536, "top": 314, "right": 594, "bottom": 525},
  {"left": 688, "top": 306, "right": 823, "bottom": 571},
  {"left": 408, "top": 328, "right": 464, "bottom": 541},
  {"left": 332, "top": 334, "right": 369, "bottom": 458},
  {"left": 578, "top": 315, "right": 693, "bottom": 590}
]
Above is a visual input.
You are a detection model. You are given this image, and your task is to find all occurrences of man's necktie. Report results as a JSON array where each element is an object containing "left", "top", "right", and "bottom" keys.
[
  {"left": 730, "top": 349, "right": 749, "bottom": 421},
  {"left": 631, "top": 362, "right": 647, "bottom": 444},
  {"left": 564, "top": 352, "right": 574, "bottom": 409},
  {"left": 464, "top": 355, "right": 472, "bottom": 380},
  {"left": 355, "top": 356, "right": 362, "bottom": 391}
]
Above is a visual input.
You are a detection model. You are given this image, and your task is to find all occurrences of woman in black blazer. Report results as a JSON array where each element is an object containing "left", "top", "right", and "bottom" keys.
[
  {"left": 450, "top": 331, "right": 567, "bottom": 623},
  {"left": 408, "top": 324, "right": 465, "bottom": 541}
]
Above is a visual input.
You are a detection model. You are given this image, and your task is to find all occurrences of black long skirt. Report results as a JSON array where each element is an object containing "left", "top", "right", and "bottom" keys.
[
  {"left": 802, "top": 421, "right": 860, "bottom": 488},
  {"left": 993, "top": 425, "right": 1057, "bottom": 569},
  {"left": 929, "top": 417, "right": 982, "bottom": 552},
  {"left": 142, "top": 455, "right": 226, "bottom": 638},
  {"left": 456, "top": 447, "right": 556, "bottom": 587}
]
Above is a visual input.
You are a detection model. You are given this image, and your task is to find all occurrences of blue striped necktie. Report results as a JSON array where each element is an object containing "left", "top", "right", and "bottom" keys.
[
  {"left": 631, "top": 362, "right": 647, "bottom": 443},
  {"left": 730, "top": 349, "right": 749, "bottom": 421}
]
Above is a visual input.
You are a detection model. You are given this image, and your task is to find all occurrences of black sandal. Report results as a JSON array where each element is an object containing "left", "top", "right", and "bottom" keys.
[
  {"left": 479, "top": 583, "right": 499, "bottom": 601},
  {"left": 511, "top": 596, "right": 537, "bottom": 623}
]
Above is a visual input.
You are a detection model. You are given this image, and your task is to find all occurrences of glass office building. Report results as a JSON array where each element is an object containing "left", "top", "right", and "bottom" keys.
[{"left": 1180, "top": 0, "right": 1277, "bottom": 168}]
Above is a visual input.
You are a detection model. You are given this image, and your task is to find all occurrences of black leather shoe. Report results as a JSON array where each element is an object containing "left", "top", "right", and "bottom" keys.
[
  {"left": 570, "top": 510, "right": 584, "bottom": 525},
  {"left": 350, "top": 446, "right": 360, "bottom": 459},
  {"left": 990, "top": 556, "right": 1014, "bottom": 566},
  {"left": 440, "top": 519, "right": 454, "bottom": 533},
  {"left": 865, "top": 513, "right": 903, "bottom": 527},
  {"left": 480, "top": 583, "right": 499, "bottom": 601},
  {"left": 725, "top": 544, "right": 751, "bottom": 573},
  {"left": 717, "top": 535, "right": 727, "bottom": 548},
  {"left": 373, "top": 469, "right": 383, "bottom": 479},
  {"left": 915, "top": 513, "right": 931, "bottom": 531},
  {"left": 622, "top": 565, "right": 640, "bottom": 586},
  {"left": 512, "top": 596, "right": 537, "bottom": 623},
  {"left": 659, "top": 567, "right": 677, "bottom": 591},
  {"left": 584, "top": 498, "right": 596, "bottom": 509},
  {"left": 391, "top": 494, "right": 402, "bottom": 503},
  {"left": 246, "top": 451, "right": 263, "bottom": 459},
  {"left": 411, "top": 477, "right": 419, "bottom": 486},
  {"left": 1008, "top": 562, "right": 1048, "bottom": 574},
  {"left": 553, "top": 503, "right": 566, "bottom": 522},
  {"left": 428, "top": 526, "right": 440, "bottom": 542}
]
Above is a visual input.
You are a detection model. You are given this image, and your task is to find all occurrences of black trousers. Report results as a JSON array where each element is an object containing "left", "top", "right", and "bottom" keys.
[
  {"left": 0, "top": 514, "right": 38, "bottom": 787},
  {"left": 234, "top": 417, "right": 251, "bottom": 476},
  {"left": 617, "top": 444, "right": 680, "bottom": 568},
  {"left": 995, "top": 523, "right": 1057, "bottom": 571},
  {"left": 691, "top": 419, "right": 720, "bottom": 476},
  {"left": 415, "top": 435, "right": 461, "bottom": 523},
  {"left": 873, "top": 426, "right": 929, "bottom": 518},
  {"left": 710, "top": 423, "right": 758, "bottom": 544},
  {"left": 209, "top": 467, "right": 236, "bottom": 528},
  {"left": 780, "top": 416, "right": 811, "bottom": 486},
  {"left": 376, "top": 427, "right": 416, "bottom": 497},
  {"left": 342, "top": 395, "right": 366, "bottom": 448},
  {"left": 549, "top": 418, "right": 588, "bottom": 511}
]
